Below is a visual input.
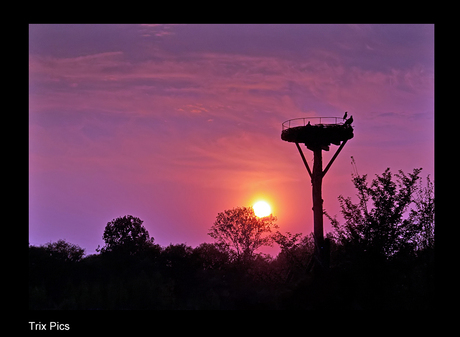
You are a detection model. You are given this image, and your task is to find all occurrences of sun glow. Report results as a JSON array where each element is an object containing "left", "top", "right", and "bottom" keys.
[{"left": 253, "top": 201, "right": 272, "bottom": 217}]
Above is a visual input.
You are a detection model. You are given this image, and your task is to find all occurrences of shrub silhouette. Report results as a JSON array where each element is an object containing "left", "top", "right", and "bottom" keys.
[{"left": 325, "top": 168, "right": 434, "bottom": 261}]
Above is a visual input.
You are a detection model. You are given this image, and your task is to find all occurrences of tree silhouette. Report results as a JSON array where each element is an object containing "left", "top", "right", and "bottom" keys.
[
  {"left": 325, "top": 168, "right": 430, "bottom": 260},
  {"left": 208, "top": 206, "right": 278, "bottom": 262},
  {"left": 193, "top": 242, "right": 231, "bottom": 271},
  {"left": 407, "top": 174, "right": 435, "bottom": 251},
  {"left": 29, "top": 240, "right": 86, "bottom": 309},
  {"left": 100, "top": 215, "right": 154, "bottom": 256},
  {"left": 42, "top": 239, "right": 85, "bottom": 263}
]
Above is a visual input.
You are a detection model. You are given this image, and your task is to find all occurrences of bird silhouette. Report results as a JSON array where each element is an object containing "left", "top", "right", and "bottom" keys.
[
  {"left": 344, "top": 115, "right": 353, "bottom": 125},
  {"left": 343, "top": 111, "right": 348, "bottom": 120}
]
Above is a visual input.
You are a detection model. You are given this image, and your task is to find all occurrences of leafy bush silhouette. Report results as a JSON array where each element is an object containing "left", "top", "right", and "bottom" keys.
[
  {"left": 323, "top": 168, "right": 435, "bottom": 308},
  {"left": 325, "top": 168, "right": 432, "bottom": 260}
]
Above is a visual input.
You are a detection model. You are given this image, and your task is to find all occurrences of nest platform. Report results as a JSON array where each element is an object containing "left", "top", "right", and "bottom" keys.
[{"left": 281, "top": 118, "right": 354, "bottom": 151}]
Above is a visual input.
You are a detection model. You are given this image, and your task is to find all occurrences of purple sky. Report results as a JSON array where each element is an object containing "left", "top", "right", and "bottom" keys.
[{"left": 29, "top": 24, "right": 434, "bottom": 256}]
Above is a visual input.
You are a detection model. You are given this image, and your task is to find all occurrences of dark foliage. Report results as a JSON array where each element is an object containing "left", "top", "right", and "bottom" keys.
[
  {"left": 99, "top": 215, "right": 155, "bottom": 256},
  {"left": 29, "top": 169, "right": 435, "bottom": 309},
  {"left": 325, "top": 168, "right": 434, "bottom": 261},
  {"left": 208, "top": 206, "right": 278, "bottom": 263}
]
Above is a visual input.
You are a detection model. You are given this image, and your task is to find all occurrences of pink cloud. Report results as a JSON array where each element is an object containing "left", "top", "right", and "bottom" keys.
[{"left": 29, "top": 47, "right": 433, "bottom": 124}]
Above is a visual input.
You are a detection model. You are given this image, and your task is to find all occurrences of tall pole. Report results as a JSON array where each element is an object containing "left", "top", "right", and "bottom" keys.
[
  {"left": 282, "top": 117, "right": 354, "bottom": 273},
  {"left": 312, "top": 147, "right": 325, "bottom": 271}
]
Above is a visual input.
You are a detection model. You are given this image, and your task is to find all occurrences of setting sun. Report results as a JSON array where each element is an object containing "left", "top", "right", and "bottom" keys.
[{"left": 253, "top": 201, "right": 272, "bottom": 217}]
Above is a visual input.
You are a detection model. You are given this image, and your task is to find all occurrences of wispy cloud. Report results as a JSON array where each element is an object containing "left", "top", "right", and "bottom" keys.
[
  {"left": 139, "top": 24, "right": 176, "bottom": 37},
  {"left": 29, "top": 43, "right": 434, "bottom": 170},
  {"left": 29, "top": 40, "right": 433, "bottom": 116}
]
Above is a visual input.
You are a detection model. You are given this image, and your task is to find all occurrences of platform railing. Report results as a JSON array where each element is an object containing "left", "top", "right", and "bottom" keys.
[{"left": 282, "top": 117, "right": 345, "bottom": 130}]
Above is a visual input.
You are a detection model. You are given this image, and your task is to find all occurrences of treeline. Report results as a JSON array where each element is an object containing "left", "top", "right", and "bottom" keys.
[{"left": 29, "top": 168, "right": 435, "bottom": 309}]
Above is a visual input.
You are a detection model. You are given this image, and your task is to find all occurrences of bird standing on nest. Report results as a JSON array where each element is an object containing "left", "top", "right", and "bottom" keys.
[
  {"left": 343, "top": 111, "right": 348, "bottom": 120},
  {"left": 344, "top": 115, "right": 353, "bottom": 125}
]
